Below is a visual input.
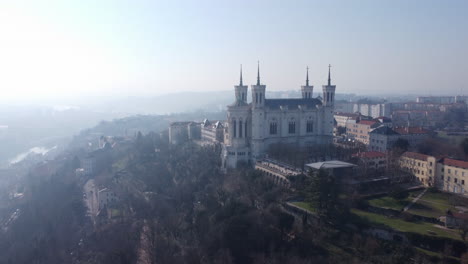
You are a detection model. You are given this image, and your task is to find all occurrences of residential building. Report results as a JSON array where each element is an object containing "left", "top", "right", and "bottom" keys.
[
  {"left": 400, "top": 152, "right": 437, "bottom": 186},
  {"left": 399, "top": 152, "right": 468, "bottom": 196},
  {"left": 168, "top": 121, "right": 201, "bottom": 144},
  {"left": 353, "top": 102, "right": 392, "bottom": 118},
  {"left": 201, "top": 119, "right": 224, "bottom": 143},
  {"left": 437, "top": 158, "right": 468, "bottom": 195},
  {"left": 98, "top": 188, "right": 118, "bottom": 210},
  {"left": 352, "top": 151, "right": 387, "bottom": 171},
  {"left": 368, "top": 126, "right": 429, "bottom": 152},
  {"left": 346, "top": 119, "right": 380, "bottom": 145},
  {"left": 334, "top": 112, "right": 359, "bottom": 128}
]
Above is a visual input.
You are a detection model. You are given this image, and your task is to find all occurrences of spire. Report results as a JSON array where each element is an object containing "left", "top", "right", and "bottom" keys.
[
  {"left": 239, "top": 64, "right": 243, "bottom": 86},
  {"left": 256, "top": 61, "right": 260, "bottom": 86},
  {"left": 328, "top": 64, "right": 331, "bottom": 86},
  {"left": 306, "top": 66, "right": 309, "bottom": 86}
]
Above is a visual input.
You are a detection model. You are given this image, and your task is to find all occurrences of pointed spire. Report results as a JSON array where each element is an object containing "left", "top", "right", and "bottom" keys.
[
  {"left": 256, "top": 61, "right": 260, "bottom": 86},
  {"left": 239, "top": 64, "right": 243, "bottom": 86},
  {"left": 328, "top": 64, "right": 331, "bottom": 86},
  {"left": 306, "top": 66, "right": 309, "bottom": 86}
]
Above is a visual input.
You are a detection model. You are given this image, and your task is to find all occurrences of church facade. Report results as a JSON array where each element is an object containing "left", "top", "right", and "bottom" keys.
[{"left": 221, "top": 64, "right": 336, "bottom": 169}]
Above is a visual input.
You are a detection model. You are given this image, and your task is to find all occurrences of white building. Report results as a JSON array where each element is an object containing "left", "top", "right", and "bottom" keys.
[
  {"left": 98, "top": 188, "right": 118, "bottom": 210},
  {"left": 222, "top": 64, "right": 336, "bottom": 169}
]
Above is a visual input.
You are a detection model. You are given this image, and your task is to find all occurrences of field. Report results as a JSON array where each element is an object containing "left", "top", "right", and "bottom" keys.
[
  {"left": 367, "top": 189, "right": 423, "bottom": 211},
  {"left": 407, "top": 191, "right": 456, "bottom": 218},
  {"left": 352, "top": 209, "right": 461, "bottom": 240}
]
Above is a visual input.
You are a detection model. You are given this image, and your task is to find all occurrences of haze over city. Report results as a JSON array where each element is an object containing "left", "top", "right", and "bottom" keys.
[
  {"left": 1, "top": 0, "right": 467, "bottom": 103},
  {"left": 1, "top": 1, "right": 468, "bottom": 264}
]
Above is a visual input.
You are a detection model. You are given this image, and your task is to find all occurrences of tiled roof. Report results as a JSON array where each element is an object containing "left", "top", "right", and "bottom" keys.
[
  {"left": 442, "top": 158, "right": 468, "bottom": 169},
  {"left": 370, "top": 126, "right": 399, "bottom": 135},
  {"left": 358, "top": 120, "right": 378, "bottom": 126},
  {"left": 448, "top": 211, "right": 468, "bottom": 220},
  {"left": 352, "top": 151, "right": 386, "bottom": 159},
  {"left": 264, "top": 98, "right": 322, "bottom": 110},
  {"left": 401, "top": 152, "right": 430, "bottom": 161}
]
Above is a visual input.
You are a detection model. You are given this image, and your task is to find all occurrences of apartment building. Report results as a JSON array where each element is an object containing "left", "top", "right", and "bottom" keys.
[
  {"left": 346, "top": 120, "right": 380, "bottom": 145},
  {"left": 400, "top": 152, "right": 468, "bottom": 196}
]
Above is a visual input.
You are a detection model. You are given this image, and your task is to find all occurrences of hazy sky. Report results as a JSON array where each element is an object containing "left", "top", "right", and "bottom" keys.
[{"left": 0, "top": 0, "right": 467, "bottom": 102}]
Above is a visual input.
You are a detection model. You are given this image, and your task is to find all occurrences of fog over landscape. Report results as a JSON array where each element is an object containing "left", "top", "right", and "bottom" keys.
[{"left": 1, "top": 1, "right": 468, "bottom": 264}]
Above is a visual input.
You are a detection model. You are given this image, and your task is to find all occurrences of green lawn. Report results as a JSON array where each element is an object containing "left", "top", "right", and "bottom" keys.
[
  {"left": 367, "top": 190, "right": 422, "bottom": 211},
  {"left": 291, "top": 201, "right": 316, "bottom": 212},
  {"left": 352, "top": 209, "right": 461, "bottom": 241},
  {"left": 407, "top": 191, "right": 456, "bottom": 218}
]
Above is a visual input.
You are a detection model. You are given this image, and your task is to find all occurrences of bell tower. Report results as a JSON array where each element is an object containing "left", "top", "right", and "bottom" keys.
[
  {"left": 234, "top": 65, "right": 248, "bottom": 104},
  {"left": 251, "top": 61, "right": 266, "bottom": 108},
  {"left": 322, "top": 64, "right": 336, "bottom": 107},
  {"left": 301, "top": 66, "right": 314, "bottom": 99}
]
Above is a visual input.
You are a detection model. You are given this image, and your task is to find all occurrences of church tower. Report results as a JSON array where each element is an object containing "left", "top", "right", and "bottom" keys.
[
  {"left": 321, "top": 64, "right": 336, "bottom": 138},
  {"left": 301, "top": 66, "right": 314, "bottom": 99},
  {"left": 251, "top": 62, "right": 266, "bottom": 108},
  {"left": 322, "top": 64, "right": 336, "bottom": 107},
  {"left": 250, "top": 62, "right": 266, "bottom": 159},
  {"left": 234, "top": 65, "right": 248, "bottom": 104}
]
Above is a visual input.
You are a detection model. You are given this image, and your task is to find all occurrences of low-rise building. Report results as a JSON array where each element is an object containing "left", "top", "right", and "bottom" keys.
[
  {"left": 334, "top": 112, "right": 359, "bottom": 128},
  {"left": 98, "top": 188, "right": 118, "bottom": 210},
  {"left": 445, "top": 210, "right": 468, "bottom": 228},
  {"left": 437, "top": 158, "right": 468, "bottom": 195},
  {"left": 400, "top": 152, "right": 468, "bottom": 196},
  {"left": 201, "top": 119, "right": 224, "bottom": 143},
  {"left": 399, "top": 152, "right": 437, "bottom": 187},
  {"left": 368, "top": 126, "right": 430, "bottom": 152},
  {"left": 352, "top": 151, "right": 387, "bottom": 172},
  {"left": 346, "top": 120, "right": 380, "bottom": 145},
  {"left": 169, "top": 121, "right": 202, "bottom": 145}
]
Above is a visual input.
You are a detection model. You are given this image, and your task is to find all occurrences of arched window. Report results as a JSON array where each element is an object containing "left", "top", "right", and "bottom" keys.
[
  {"left": 259, "top": 93, "right": 263, "bottom": 103},
  {"left": 306, "top": 120, "right": 313, "bottom": 133},
  {"left": 255, "top": 93, "right": 258, "bottom": 103},
  {"left": 269, "top": 122, "right": 277, "bottom": 135},
  {"left": 288, "top": 120, "right": 296, "bottom": 134}
]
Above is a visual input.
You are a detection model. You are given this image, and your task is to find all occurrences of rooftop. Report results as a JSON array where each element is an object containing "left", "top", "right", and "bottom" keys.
[
  {"left": 264, "top": 98, "right": 322, "bottom": 110},
  {"left": 401, "top": 152, "right": 430, "bottom": 161},
  {"left": 370, "top": 125, "right": 399, "bottom": 135},
  {"left": 442, "top": 158, "right": 468, "bottom": 170},
  {"left": 358, "top": 120, "right": 379, "bottom": 126},
  {"left": 305, "top": 160, "right": 357, "bottom": 170}
]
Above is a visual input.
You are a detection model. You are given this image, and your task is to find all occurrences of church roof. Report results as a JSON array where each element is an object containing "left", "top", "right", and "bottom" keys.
[
  {"left": 264, "top": 98, "right": 322, "bottom": 110},
  {"left": 228, "top": 99, "right": 249, "bottom": 107}
]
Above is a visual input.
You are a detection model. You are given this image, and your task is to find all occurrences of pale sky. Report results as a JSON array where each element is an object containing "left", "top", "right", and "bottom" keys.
[{"left": 0, "top": 0, "right": 467, "bottom": 102}]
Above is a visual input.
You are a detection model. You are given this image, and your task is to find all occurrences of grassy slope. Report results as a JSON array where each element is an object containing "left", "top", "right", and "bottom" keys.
[{"left": 352, "top": 209, "right": 461, "bottom": 241}]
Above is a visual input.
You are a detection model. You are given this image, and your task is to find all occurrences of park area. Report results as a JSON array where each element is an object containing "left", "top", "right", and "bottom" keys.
[{"left": 367, "top": 189, "right": 466, "bottom": 219}]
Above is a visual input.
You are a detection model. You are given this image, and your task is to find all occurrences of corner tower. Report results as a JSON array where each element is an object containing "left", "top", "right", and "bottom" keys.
[
  {"left": 301, "top": 66, "right": 314, "bottom": 99},
  {"left": 251, "top": 62, "right": 266, "bottom": 108},
  {"left": 322, "top": 64, "right": 336, "bottom": 107},
  {"left": 234, "top": 65, "right": 248, "bottom": 104}
]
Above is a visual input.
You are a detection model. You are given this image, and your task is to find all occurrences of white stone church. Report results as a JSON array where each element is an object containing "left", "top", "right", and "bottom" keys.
[{"left": 222, "top": 64, "right": 336, "bottom": 169}]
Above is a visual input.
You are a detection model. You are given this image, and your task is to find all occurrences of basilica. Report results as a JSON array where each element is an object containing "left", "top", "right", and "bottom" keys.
[{"left": 221, "top": 64, "right": 336, "bottom": 169}]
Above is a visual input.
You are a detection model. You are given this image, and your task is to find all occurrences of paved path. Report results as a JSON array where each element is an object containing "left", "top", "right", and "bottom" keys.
[{"left": 403, "top": 188, "right": 428, "bottom": 212}]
